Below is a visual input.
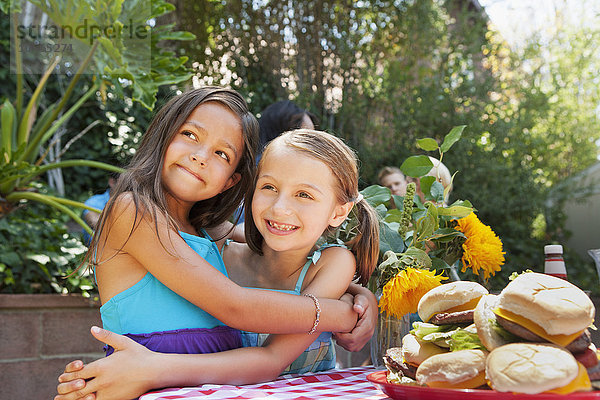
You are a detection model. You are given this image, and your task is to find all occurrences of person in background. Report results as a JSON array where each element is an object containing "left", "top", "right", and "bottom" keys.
[
  {"left": 377, "top": 166, "right": 407, "bottom": 196},
  {"left": 81, "top": 176, "right": 116, "bottom": 245},
  {"left": 258, "top": 100, "right": 318, "bottom": 153}
]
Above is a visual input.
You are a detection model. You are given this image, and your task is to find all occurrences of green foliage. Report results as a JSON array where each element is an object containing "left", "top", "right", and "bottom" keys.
[
  {"left": 0, "top": 191, "right": 92, "bottom": 294},
  {"left": 337, "top": 128, "right": 477, "bottom": 291},
  {"left": 0, "top": 0, "right": 193, "bottom": 293}
]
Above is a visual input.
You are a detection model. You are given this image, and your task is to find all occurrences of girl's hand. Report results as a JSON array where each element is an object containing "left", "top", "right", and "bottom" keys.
[
  {"left": 333, "top": 286, "right": 377, "bottom": 352},
  {"left": 55, "top": 327, "right": 158, "bottom": 400},
  {"left": 55, "top": 360, "right": 95, "bottom": 400}
]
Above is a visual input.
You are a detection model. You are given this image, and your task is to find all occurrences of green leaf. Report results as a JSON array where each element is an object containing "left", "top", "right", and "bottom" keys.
[
  {"left": 416, "top": 137, "right": 439, "bottom": 151},
  {"left": 400, "top": 155, "right": 433, "bottom": 177},
  {"left": 379, "top": 221, "right": 406, "bottom": 255},
  {"left": 430, "top": 180, "right": 445, "bottom": 203},
  {"left": 448, "top": 199, "right": 474, "bottom": 209},
  {"left": 404, "top": 246, "right": 432, "bottom": 268},
  {"left": 391, "top": 195, "right": 404, "bottom": 211},
  {"left": 431, "top": 257, "right": 452, "bottom": 270},
  {"left": 440, "top": 125, "right": 466, "bottom": 153},
  {"left": 437, "top": 205, "right": 473, "bottom": 218},
  {"left": 361, "top": 185, "right": 391, "bottom": 207},
  {"left": 158, "top": 31, "right": 196, "bottom": 41},
  {"left": 383, "top": 208, "right": 404, "bottom": 223},
  {"left": 415, "top": 213, "right": 436, "bottom": 241},
  {"left": 1, "top": 99, "right": 16, "bottom": 154},
  {"left": 428, "top": 228, "right": 466, "bottom": 243},
  {"left": 419, "top": 176, "right": 436, "bottom": 200}
]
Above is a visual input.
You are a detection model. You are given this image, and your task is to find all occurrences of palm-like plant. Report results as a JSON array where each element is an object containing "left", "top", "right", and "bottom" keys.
[{"left": 0, "top": 0, "right": 194, "bottom": 234}]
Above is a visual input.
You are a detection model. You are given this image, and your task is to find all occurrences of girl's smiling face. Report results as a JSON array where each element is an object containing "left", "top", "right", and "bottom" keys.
[
  {"left": 252, "top": 142, "right": 349, "bottom": 253},
  {"left": 162, "top": 102, "right": 243, "bottom": 209}
]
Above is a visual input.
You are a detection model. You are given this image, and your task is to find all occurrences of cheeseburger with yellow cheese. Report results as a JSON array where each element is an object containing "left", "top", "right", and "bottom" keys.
[{"left": 493, "top": 272, "right": 594, "bottom": 349}]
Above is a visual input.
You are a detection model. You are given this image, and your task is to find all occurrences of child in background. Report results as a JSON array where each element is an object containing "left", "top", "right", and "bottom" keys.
[
  {"left": 377, "top": 166, "right": 407, "bottom": 196},
  {"left": 56, "top": 129, "right": 380, "bottom": 399}
]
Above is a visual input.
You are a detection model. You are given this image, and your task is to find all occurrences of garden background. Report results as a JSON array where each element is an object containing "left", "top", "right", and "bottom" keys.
[
  {"left": 0, "top": 0, "right": 599, "bottom": 396},
  {"left": 2, "top": 0, "right": 599, "bottom": 295}
]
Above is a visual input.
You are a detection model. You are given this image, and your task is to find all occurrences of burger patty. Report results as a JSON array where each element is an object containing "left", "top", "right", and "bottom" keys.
[
  {"left": 430, "top": 310, "right": 474, "bottom": 325},
  {"left": 496, "top": 315, "right": 592, "bottom": 353},
  {"left": 566, "top": 329, "right": 592, "bottom": 354},
  {"left": 383, "top": 347, "right": 403, "bottom": 371},
  {"left": 383, "top": 347, "right": 417, "bottom": 380},
  {"left": 496, "top": 314, "right": 546, "bottom": 342}
]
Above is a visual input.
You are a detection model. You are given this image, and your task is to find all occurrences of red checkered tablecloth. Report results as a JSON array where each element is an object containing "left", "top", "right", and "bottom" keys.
[{"left": 139, "top": 366, "right": 390, "bottom": 400}]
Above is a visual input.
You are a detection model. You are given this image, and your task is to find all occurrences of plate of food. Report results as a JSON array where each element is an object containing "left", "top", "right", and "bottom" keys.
[
  {"left": 367, "top": 273, "right": 600, "bottom": 400},
  {"left": 367, "top": 370, "right": 600, "bottom": 400}
]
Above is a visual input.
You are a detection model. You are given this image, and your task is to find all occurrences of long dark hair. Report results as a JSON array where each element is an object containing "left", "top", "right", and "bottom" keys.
[
  {"left": 258, "top": 100, "right": 318, "bottom": 149},
  {"left": 245, "top": 129, "right": 379, "bottom": 285},
  {"left": 85, "top": 86, "right": 258, "bottom": 267}
]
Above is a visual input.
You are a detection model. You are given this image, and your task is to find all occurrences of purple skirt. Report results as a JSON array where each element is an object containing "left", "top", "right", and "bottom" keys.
[{"left": 105, "top": 325, "right": 243, "bottom": 356}]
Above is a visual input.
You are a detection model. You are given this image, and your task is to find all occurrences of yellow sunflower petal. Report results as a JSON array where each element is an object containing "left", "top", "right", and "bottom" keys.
[
  {"left": 455, "top": 212, "right": 505, "bottom": 280},
  {"left": 379, "top": 267, "right": 448, "bottom": 319}
]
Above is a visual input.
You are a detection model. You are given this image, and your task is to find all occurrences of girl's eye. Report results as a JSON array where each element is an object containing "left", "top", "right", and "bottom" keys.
[
  {"left": 216, "top": 150, "right": 230, "bottom": 162},
  {"left": 182, "top": 130, "right": 197, "bottom": 140},
  {"left": 298, "top": 191, "right": 313, "bottom": 200},
  {"left": 261, "top": 184, "right": 276, "bottom": 191}
]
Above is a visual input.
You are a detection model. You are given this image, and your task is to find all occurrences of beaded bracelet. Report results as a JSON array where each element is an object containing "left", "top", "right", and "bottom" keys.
[{"left": 303, "top": 293, "right": 321, "bottom": 335}]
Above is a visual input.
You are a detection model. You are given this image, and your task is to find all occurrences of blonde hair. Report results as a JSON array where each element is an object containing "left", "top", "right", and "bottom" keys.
[{"left": 245, "top": 129, "right": 379, "bottom": 285}]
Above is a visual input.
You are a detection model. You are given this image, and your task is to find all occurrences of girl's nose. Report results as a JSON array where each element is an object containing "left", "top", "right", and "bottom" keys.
[
  {"left": 272, "top": 195, "right": 292, "bottom": 216},
  {"left": 190, "top": 149, "right": 208, "bottom": 166}
]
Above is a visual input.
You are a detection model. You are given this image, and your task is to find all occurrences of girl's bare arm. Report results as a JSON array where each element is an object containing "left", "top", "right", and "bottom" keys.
[{"left": 104, "top": 195, "right": 357, "bottom": 334}]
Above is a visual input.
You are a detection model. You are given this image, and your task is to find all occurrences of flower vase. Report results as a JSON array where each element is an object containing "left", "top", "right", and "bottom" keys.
[{"left": 370, "top": 311, "right": 411, "bottom": 368}]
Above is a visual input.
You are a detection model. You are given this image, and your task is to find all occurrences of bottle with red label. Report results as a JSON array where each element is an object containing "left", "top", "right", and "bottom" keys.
[{"left": 544, "top": 244, "right": 568, "bottom": 280}]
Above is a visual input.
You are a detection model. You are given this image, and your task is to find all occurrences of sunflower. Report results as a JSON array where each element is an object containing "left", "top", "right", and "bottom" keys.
[
  {"left": 379, "top": 267, "right": 447, "bottom": 319},
  {"left": 455, "top": 212, "right": 505, "bottom": 280}
]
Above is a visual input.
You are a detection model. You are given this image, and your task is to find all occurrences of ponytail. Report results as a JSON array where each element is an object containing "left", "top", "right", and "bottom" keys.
[{"left": 345, "top": 198, "right": 380, "bottom": 285}]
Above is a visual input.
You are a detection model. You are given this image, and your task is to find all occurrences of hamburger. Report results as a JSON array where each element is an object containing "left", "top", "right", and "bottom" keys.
[
  {"left": 416, "top": 349, "right": 488, "bottom": 389},
  {"left": 410, "top": 281, "right": 488, "bottom": 350},
  {"left": 384, "top": 333, "right": 447, "bottom": 381},
  {"left": 418, "top": 281, "right": 489, "bottom": 325},
  {"left": 493, "top": 272, "right": 596, "bottom": 369},
  {"left": 486, "top": 343, "right": 592, "bottom": 394},
  {"left": 473, "top": 294, "right": 516, "bottom": 351}
]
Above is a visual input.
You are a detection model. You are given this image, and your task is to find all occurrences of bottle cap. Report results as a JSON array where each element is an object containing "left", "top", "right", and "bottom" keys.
[{"left": 544, "top": 244, "right": 563, "bottom": 254}]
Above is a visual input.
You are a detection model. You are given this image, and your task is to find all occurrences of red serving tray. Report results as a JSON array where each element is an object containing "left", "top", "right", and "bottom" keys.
[{"left": 367, "top": 370, "right": 600, "bottom": 400}]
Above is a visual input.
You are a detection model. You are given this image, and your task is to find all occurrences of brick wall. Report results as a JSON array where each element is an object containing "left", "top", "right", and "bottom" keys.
[{"left": 0, "top": 294, "right": 104, "bottom": 399}]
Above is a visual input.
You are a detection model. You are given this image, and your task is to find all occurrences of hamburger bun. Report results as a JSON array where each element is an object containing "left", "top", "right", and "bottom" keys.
[
  {"left": 473, "top": 294, "right": 512, "bottom": 350},
  {"left": 486, "top": 343, "right": 591, "bottom": 394},
  {"left": 401, "top": 333, "right": 447, "bottom": 366},
  {"left": 496, "top": 272, "right": 594, "bottom": 337},
  {"left": 418, "top": 281, "right": 489, "bottom": 323},
  {"left": 416, "top": 349, "right": 488, "bottom": 389}
]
